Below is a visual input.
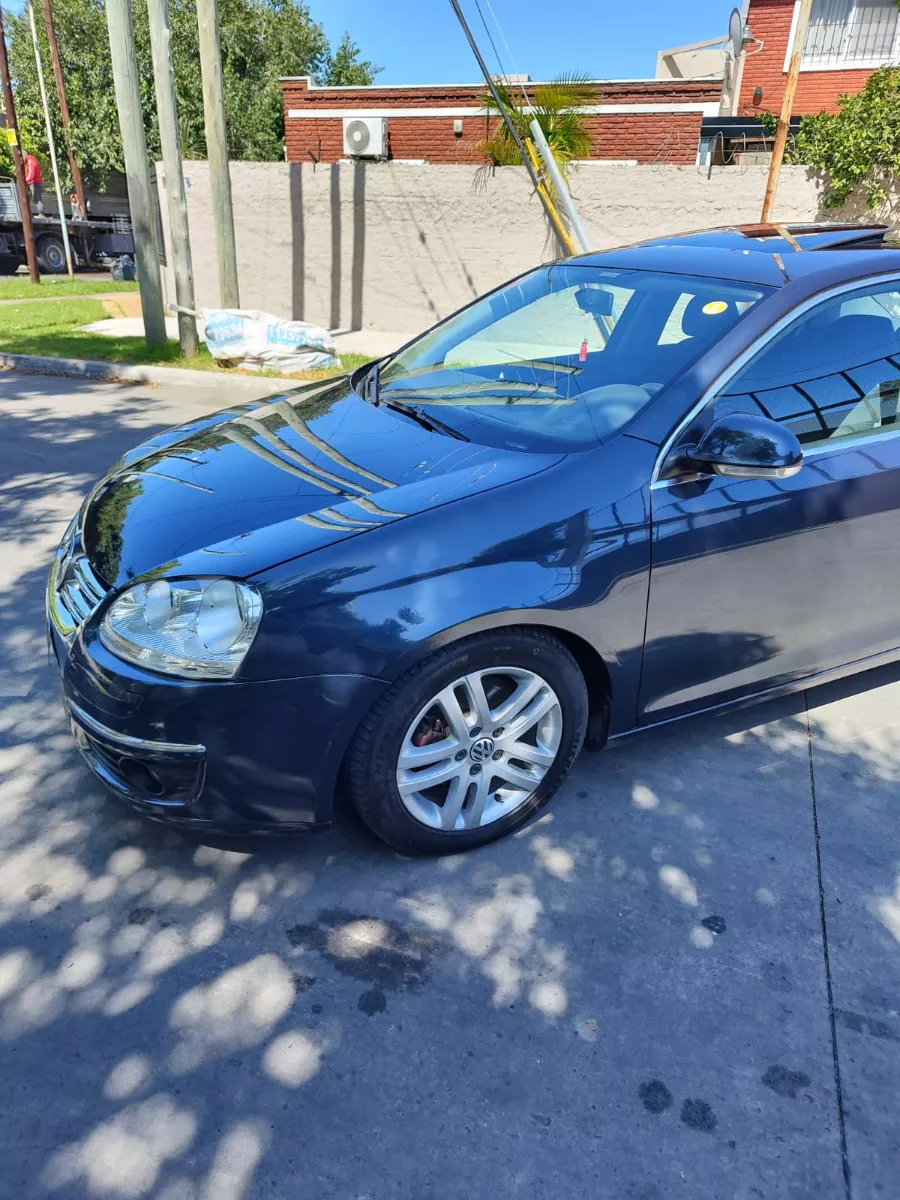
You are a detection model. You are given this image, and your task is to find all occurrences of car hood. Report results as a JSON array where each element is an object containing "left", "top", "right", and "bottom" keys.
[{"left": 82, "top": 376, "right": 563, "bottom": 587}]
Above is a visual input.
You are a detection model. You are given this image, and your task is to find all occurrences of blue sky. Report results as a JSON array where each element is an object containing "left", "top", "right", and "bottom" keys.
[{"left": 314, "top": 0, "right": 732, "bottom": 85}]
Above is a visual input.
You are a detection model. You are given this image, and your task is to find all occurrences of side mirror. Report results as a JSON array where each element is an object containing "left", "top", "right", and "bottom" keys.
[{"left": 684, "top": 412, "right": 803, "bottom": 479}]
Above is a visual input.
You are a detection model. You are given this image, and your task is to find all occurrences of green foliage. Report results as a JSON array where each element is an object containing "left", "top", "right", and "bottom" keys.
[
  {"left": 757, "top": 109, "right": 778, "bottom": 139},
  {"left": 478, "top": 73, "right": 594, "bottom": 175},
  {"left": 0, "top": 296, "right": 368, "bottom": 381},
  {"left": 3, "top": 0, "right": 379, "bottom": 191},
  {"left": 323, "top": 33, "right": 377, "bottom": 87},
  {"left": 775, "top": 66, "right": 900, "bottom": 208},
  {"left": 0, "top": 277, "right": 138, "bottom": 299}
]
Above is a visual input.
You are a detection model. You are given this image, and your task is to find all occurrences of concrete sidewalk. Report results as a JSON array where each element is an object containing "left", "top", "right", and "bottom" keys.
[
  {"left": 79, "top": 314, "right": 408, "bottom": 360},
  {"left": 0, "top": 371, "right": 896, "bottom": 1199}
]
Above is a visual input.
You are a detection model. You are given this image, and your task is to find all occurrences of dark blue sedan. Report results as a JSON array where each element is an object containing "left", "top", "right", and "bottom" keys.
[{"left": 48, "top": 222, "right": 900, "bottom": 852}]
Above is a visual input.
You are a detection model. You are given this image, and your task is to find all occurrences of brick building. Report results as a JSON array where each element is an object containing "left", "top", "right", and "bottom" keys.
[
  {"left": 280, "top": 76, "right": 723, "bottom": 166},
  {"left": 739, "top": 0, "right": 900, "bottom": 113}
]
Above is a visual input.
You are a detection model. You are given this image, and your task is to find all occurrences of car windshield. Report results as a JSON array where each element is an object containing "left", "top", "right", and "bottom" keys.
[{"left": 377, "top": 264, "right": 771, "bottom": 451}]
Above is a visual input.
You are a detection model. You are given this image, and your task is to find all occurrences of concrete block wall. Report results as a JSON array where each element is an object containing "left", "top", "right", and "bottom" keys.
[{"left": 160, "top": 160, "right": 825, "bottom": 337}]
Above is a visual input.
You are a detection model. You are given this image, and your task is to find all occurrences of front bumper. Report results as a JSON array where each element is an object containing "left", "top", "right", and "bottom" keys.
[
  {"left": 66, "top": 699, "right": 207, "bottom": 809},
  {"left": 48, "top": 565, "right": 387, "bottom": 832}
]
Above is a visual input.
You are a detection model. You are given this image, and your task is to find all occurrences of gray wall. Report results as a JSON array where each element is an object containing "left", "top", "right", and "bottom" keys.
[{"left": 160, "top": 161, "right": 827, "bottom": 335}]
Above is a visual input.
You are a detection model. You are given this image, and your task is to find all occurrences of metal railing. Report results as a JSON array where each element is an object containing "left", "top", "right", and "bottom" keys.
[{"left": 804, "top": 0, "right": 899, "bottom": 66}]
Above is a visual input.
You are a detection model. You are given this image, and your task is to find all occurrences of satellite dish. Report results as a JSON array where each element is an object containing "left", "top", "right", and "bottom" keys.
[{"left": 729, "top": 7, "right": 745, "bottom": 59}]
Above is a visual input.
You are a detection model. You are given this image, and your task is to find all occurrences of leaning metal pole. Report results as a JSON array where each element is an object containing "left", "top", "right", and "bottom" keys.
[
  {"left": 447, "top": 0, "right": 575, "bottom": 256},
  {"left": 26, "top": 0, "right": 74, "bottom": 276}
]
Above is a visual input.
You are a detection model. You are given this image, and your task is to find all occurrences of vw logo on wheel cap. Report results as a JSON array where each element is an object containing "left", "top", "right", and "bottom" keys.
[{"left": 470, "top": 736, "right": 495, "bottom": 763}]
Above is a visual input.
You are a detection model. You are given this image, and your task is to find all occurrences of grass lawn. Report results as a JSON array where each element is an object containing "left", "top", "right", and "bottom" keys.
[
  {"left": 0, "top": 297, "right": 370, "bottom": 380},
  {"left": 0, "top": 277, "right": 139, "bottom": 301}
]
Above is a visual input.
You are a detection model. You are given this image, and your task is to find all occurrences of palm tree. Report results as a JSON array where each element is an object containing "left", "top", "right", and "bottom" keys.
[
  {"left": 477, "top": 73, "right": 595, "bottom": 178},
  {"left": 178, "top": 113, "right": 206, "bottom": 161}
]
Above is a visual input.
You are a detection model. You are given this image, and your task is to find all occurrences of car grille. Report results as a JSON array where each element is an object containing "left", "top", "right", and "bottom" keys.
[
  {"left": 58, "top": 555, "right": 106, "bottom": 625},
  {"left": 48, "top": 519, "right": 109, "bottom": 643}
]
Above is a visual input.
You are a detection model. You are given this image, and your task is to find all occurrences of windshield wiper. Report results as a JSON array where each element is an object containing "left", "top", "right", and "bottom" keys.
[
  {"left": 381, "top": 398, "right": 470, "bottom": 441},
  {"left": 360, "top": 359, "right": 381, "bottom": 405},
  {"left": 387, "top": 380, "right": 558, "bottom": 399},
  {"left": 355, "top": 361, "right": 468, "bottom": 438},
  {"left": 386, "top": 358, "right": 583, "bottom": 384}
]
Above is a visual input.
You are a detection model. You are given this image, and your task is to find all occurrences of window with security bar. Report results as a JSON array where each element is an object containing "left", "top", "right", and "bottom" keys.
[{"left": 803, "top": 0, "right": 900, "bottom": 67}]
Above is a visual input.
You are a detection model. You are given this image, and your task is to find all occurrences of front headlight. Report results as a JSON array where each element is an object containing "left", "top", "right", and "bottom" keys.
[{"left": 99, "top": 578, "right": 263, "bottom": 680}]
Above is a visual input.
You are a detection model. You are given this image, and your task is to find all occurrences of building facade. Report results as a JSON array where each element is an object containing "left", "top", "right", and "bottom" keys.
[
  {"left": 280, "top": 76, "right": 723, "bottom": 167},
  {"left": 739, "top": 0, "right": 900, "bottom": 113}
]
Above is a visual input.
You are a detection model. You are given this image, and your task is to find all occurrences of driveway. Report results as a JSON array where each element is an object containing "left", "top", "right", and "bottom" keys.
[{"left": 0, "top": 370, "right": 897, "bottom": 1199}]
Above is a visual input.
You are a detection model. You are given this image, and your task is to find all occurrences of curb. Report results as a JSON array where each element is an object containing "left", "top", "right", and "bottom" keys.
[{"left": 0, "top": 352, "right": 301, "bottom": 394}]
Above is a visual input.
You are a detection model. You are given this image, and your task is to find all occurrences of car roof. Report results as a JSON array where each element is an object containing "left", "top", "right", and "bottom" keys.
[
  {"left": 571, "top": 238, "right": 900, "bottom": 290},
  {"left": 632, "top": 222, "right": 892, "bottom": 254},
  {"left": 571, "top": 245, "right": 788, "bottom": 287}
]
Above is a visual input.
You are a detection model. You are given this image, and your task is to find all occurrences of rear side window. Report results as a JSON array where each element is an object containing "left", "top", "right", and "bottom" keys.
[{"left": 712, "top": 280, "right": 900, "bottom": 449}]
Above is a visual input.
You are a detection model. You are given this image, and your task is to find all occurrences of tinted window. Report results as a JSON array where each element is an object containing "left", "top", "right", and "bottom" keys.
[
  {"left": 712, "top": 281, "right": 900, "bottom": 449},
  {"left": 378, "top": 265, "right": 770, "bottom": 452}
]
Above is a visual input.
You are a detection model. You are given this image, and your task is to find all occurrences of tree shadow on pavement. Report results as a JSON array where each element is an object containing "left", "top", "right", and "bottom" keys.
[{"left": 2, "top": 371, "right": 899, "bottom": 1199}]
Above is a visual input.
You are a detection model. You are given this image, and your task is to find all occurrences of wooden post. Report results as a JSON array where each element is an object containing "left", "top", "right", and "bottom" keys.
[
  {"left": 761, "top": 0, "right": 814, "bottom": 223},
  {"left": 105, "top": 0, "right": 167, "bottom": 345},
  {"left": 196, "top": 0, "right": 239, "bottom": 306},
  {"left": 147, "top": 0, "right": 199, "bottom": 357},
  {"left": 40, "top": 0, "right": 86, "bottom": 220},
  {"left": 0, "top": 3, "right": 39, "bottom": 283}
]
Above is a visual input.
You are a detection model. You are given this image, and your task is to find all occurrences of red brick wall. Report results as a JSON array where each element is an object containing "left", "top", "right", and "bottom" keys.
[
  {"left": 740, "top": 0, "right": 879, "bottom": 113},
  {"left": 581, "top": 113, "right": 705, "bottom": 162},
  {"left": 281, "top": 77, "right": 718, "bottom": 166}
]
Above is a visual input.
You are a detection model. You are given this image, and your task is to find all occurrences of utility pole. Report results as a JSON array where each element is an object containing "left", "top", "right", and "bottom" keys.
[
  {"left": 529, "top": 119, "right": 590, "bottom": 252},
  {"left": 447, "top": 0, "right": 575, "bottom": 256},
  {"left": 0, "top": 3, "right": 39, "bottom": 283},
  {"left": 105, "top": 0, "right": 167, "bottom": 346},
  {"left": 761, "top": 0, "right": 813, "bottom": 222},
  {"left": 26, "top": 0, "right": 73, "bottom": 277},
  {"left": 40, "top": 0, "right": 86, "bottom": 219},
  {"left": 196, "top": 0, "right": 239, "bottom": 306},
  {"left": 147, "top": 0, "right": 199, "bottom": 356}
]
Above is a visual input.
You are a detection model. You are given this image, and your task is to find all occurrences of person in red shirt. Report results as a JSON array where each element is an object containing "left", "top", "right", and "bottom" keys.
[{"left": 24, "top": 153, "right": 43, "bottom": 214}]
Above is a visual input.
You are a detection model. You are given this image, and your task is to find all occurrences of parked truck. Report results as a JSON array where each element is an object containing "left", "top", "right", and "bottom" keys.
[{"left": 0, "top": 179, "right": 135, "bottom": 274}]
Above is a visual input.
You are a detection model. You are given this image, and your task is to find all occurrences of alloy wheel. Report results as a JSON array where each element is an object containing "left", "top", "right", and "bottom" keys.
[{"left": 395, "top": 666, "right": 563, "bottom": 832}]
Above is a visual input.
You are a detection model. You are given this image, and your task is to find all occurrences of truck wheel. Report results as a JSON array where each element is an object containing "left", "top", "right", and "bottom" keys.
[
  {"left": 37, "top": 235, "right": 66, "bottom": 275},
  {"left": 0, "top": 258, "right": 19, "bottom": 275}
]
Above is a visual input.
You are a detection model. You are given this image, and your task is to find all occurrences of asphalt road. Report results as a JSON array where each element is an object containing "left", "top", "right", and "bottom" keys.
[{"left": 1, "top": 370, "right": 898, "bottom": 1200}]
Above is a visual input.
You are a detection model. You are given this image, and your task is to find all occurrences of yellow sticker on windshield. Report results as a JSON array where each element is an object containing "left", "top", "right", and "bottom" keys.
[{"left": 703, "top": 301, "right": 728, "bottom": 315}]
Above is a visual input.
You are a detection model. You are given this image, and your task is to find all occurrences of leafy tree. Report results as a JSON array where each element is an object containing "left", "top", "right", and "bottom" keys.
[
  {"left": 477, "top": 73, "right": 594, "bottom": 176},
  {"left": 0, "top": 0, "right": 378, "bottom": 189},
  {"left": 766, "top": 66, "right": 900, "bottom": 209},
  {"left": 324, "top": 32, "right": 377, "bottom": 87}
]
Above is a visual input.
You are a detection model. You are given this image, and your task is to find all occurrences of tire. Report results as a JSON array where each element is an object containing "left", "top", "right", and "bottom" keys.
[
  {"left": 346, "top": 629, "right": 589, "bottom": 854},
  {"left": 37, "top": 234, "right": 66, "bottom": 275}
]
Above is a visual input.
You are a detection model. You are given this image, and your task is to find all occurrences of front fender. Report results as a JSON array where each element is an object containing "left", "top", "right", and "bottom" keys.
[{"left": 248, "top": 437, "right": 655, "bottom": 733}]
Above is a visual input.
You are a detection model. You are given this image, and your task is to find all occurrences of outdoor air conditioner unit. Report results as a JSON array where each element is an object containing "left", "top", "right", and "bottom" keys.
[{"left": 343, "top": 117, "right": 387, "bottom": 158}]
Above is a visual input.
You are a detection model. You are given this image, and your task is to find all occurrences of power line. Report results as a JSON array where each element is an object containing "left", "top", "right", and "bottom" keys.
[
  {"left": 471, "top": 0, "right": 507, "bottom": 81},
  {"left": 482, "top": 0, "right": 532, "bottom": 107},
  {"left": 447, "top": 0, "right": 573, "bottom": 254}
]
